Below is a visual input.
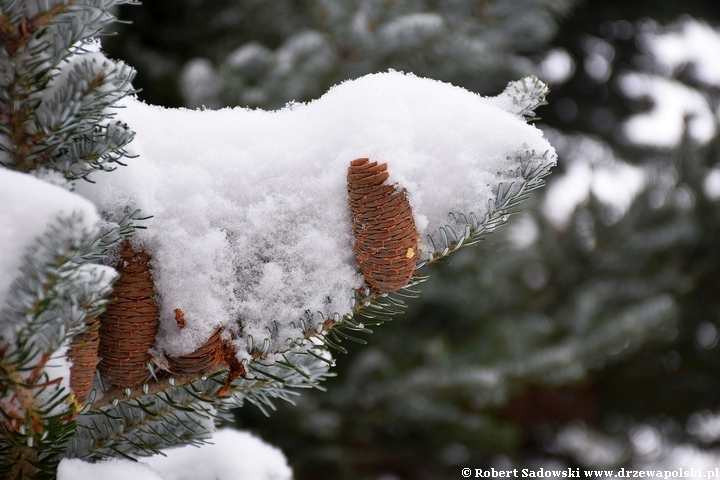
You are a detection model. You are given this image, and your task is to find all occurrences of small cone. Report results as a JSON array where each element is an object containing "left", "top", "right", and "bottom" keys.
[
  {"left": 165, "top": 327, "right": 225, "bottom": 375},
  {"left": 98, "top": 240, "right": 160, "bottom": 387},
  {"left": 68, "top": 317, "right": 100, "bottom": 405},
  {"left": 164, "top": 323, "right": 246, "bottom": 395},
  {"left": 348, "top": 158, "right": 418, "bottom": 292}
]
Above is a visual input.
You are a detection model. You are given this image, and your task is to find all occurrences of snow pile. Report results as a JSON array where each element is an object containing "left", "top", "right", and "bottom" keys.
[
  {"left": 542, "top": 131, "right": 646, "bottom": 228},
  {"left": 0, "top": 168, "right": 100, "bottom": 308},
  {"left": 58, "top": 458, "right": 165, "bottom": 480},
  {"left": 619, "top": 73, "right": 716, "bottom": 148},
  {"left": 143, "top": 429, "right": 293, "bottom": 480},
  {"left": 58, "top": 429, "right": 293, "bottom": 480},
  {"left": 77, "top": 70, "right": 555, "bottom": 360},
  {"left": 537, "top": 48, "right": 575, "bottom": 85},
  {"left": 551, "top": 418, "right": 720, "bottom": 473},
  {"left": 619, "top": 19, "right": 720, "bottom": 149},
  {"left": 641, "top": 18, "right": 720, "bottom": 88}
]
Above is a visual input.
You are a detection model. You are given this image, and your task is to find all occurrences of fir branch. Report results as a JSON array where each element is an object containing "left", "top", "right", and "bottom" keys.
[
  {"left": 0, "top": 2, "right": 69, "bottom": 57},
  {"left": 0, "top": 212, "right": 114, "bottom": 476},
  {"left": 0, "top": 0, "right": 139, "bottom": 180}
]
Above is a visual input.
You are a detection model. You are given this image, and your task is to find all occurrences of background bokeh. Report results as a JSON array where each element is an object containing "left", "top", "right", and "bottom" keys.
[{"left": 103, "top": 1, "right": 720, "bottom": 478}]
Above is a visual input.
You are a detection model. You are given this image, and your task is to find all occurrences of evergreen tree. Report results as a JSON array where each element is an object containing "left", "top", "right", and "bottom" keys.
[
  {"left": 100, "top": 1, "right": 720, "bottom": 479},
  {"left": 223, "top": 4, "right": 720, "bottom": 480},
  {"left": 1, "top": 1, "right": 559, "bottom": 478},
  {"left": 103, "top": 0, "right": 580, "bottom": 108}
]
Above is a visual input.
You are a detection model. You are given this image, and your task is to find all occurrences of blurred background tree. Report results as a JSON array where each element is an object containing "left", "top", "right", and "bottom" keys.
[{"left": 103, "top": 1, "right": 720, "bottom": 479}]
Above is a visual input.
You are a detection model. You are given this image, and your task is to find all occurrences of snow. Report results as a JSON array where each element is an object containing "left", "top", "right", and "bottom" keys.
[
  {"left": 703, "top": 169, "right": 720, "bottom": 200},
  {"left": 617, "top": 19, "right": 720, "bottom": 149},
  {"left": 142, "top": 429, "right": 293, "bottom": 480},
  {"left": 76, "top": 70, "right": 555, "bottom": 362},
  {"left": 0, "top": 168, "right": 100, "bottom": 309},
  {"left": 537, "top": 48, "right": 575, "bottom": 85},
  {"left": 180, "top": 58, "right": 222, "bottom": 109},
  {"left": 505, "top": 212, "right": 539, "bottom": 249},
  {"left": 542, "top": 132, "right": 646, "bottom": 228},
  {"left": 581, "top": 36, "right": 614, "bottom": 84},
  {"left": 58, "top": 458, "right": 165, "bottom": 480},
  {"left": 58, "top": 429, "right": 293, "bottom": 480},
  {"left": 551, "top": 417, "right": 720, "bottom": 472},
  {"left": 641, "top": 18, "right": 720, "bottom": 88},
  {"left": 619, "top": 73, "right": 716, "bottom": 148},
  {"left": 376, "top": 13, "right": 444, "bottom": 52}
]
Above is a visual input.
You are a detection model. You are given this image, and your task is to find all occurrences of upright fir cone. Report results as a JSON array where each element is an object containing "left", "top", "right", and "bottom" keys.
[
  {"left": 348, "top": 158, "right": 418, "bottom": 292},
  {"left": 97, "top": 240, "right": 160, "bottom": 387},
  {"left": 68, "top": 316, "right": 100, "bottom": 405}
]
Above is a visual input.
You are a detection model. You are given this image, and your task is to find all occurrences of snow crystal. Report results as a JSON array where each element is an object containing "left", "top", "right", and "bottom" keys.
[
  {"left": 0, "top": 168, "right": 100, "bottom": 307},
  {"left": 142, "top": 429, "right": 293, "bottom": 480},
  {"left": 77, "top": 70, "right": 554, "bottom": 360}
]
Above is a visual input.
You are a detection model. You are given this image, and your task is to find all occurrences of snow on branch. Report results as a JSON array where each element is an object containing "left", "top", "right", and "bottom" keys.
[{"left": 76, "top": 69, "right": 556, "bottom": 374}]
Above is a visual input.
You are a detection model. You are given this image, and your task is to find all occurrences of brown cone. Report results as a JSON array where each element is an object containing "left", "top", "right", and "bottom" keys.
[
  {"left": 98, "top": 240, "right": 160, "bottom": 387},
  {"left": 165, "top": 324, "right": 246, "bottom": 396},
  {"left": 348, "top": 158, "right": 418, "bottom": 292},
  {"left": 68, "top": 317, "right": 100, "bottom": 405},
  {"left": 165, "top": 326, "right": 226, "bottom": 375}
]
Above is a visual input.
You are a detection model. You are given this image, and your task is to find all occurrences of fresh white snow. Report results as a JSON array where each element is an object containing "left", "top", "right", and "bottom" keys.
[
  {"left": 58, "top": 429, "right": 293, "bottom": 480},
  {"left": 537, "top": 48, "right": 575, "bottom": 85},
  {"left": 619, "top": 19, "right": 720, "bottom": 149},
  {"left": 58, "top": 458, "right": 165, "bottom": 480},
  {"left": 619, "top": 73, "right": 716, "bottom": 148},
  {"left": 75, "top": 70, "right": 555, "bottom": 363},
  {"left": 640, "top": 18, "right": 720, "bottom": 88},
  {"left": 542, "top": 131, "right": 646, "bottom": 229},
  {"left": 142, "top": 429, "right": 293, "bottom": 480},
  {"left": 0, "top": 168, "right": 100, "bottom": 310}
]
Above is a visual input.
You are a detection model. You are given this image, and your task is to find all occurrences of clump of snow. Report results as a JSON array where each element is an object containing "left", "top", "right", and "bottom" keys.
[
  {"left": 703, "top": 169, "right": 720, "bottom": 200},
  {"left": 640, "top": 18, "right": 720, "bottom": 88},
  {"left": 58, "top": 458, "right": 165, "bottom": 480},
  {"left": 542, "top": 131, "right": 646, "bottom": 229},
  {"left": 77, "top": 70, "right": 555, "bottom": 361},
  {"left": 504, "top": 212, "right": 540, "bottom": 249},
  {"left": 180, "top": 58, "right": 223, "bottom": 109},
  {"left": 617, "top": 18, "right": 720, "bottom": 150},
  {"left": 58, "top": 429, "right": 293, "bottom": 480},
  {"left": 581, "top": 36, "right": 615, "bottom": 84},
  {"left": 0, "top": 168, "right": 100, "bottom": 307},
  {"left": 619, "top": 73, "right": 716, "bottom": 148},
  {"left": 142, "top": 429, "right": 293, "bottom": 480},
  {"left": 687, "top": 409, "right": 720, "bottom": 443},
  {"left": 537, "top": 48, "right": 575, "bottom": 85}
]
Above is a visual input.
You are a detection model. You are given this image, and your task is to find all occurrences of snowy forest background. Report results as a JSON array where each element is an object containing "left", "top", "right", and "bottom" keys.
[{"left": 93, "top": 0, "right": 720, "bottom": 478}]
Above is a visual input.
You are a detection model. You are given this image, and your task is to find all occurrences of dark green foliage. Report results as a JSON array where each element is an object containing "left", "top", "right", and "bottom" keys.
[{"left": 103, "top": 0, "right": 579, "bottom": 109}]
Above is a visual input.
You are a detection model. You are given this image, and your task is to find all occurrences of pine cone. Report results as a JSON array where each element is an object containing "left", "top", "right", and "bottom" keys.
[
  {"left": 68, "top": 317, "right": 100, "bottom": 405},
  {"left": 164, "top": 321, "right": 246, "bottom": 395},
  {"left": 348, "top": 158, "right": 418, "bottom": 292},
  {"left": 97, "top": 241, "right": 160, "bottom": 387},
  {"left": 165, "top": 326, "right": 225, "bottom": 375}
]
